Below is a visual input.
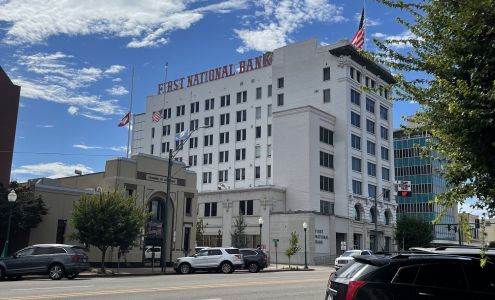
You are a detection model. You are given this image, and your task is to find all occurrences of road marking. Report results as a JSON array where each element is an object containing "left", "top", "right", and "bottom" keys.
[
  {"left": 12, "top": 286, "right": 94, "bottom": 291},
  {"left": 0, "top": 278, "right": 323, "bottom": 300}
]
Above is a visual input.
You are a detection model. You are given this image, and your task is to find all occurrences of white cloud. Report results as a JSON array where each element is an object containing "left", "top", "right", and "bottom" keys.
[
  {"left": 234, "top": 0, "right": 346, "bottom": 53},
  {"left": 36, "top": 124, "right": 54, "bottom": 128},
  {"left": 73, "top": 144, "right": 126, "bottom": 152},
  {"left": 354, "top": 12, "right": 381, "bottom": 27},
  {"left": 68, "top": 106, "right": 79, "bottom": 115},
  {"left": 371, "top": 30, "right": 418, "bottom": 49},
  {"left": 12, "top": 162, "right": 94, "bottom": 179},
  {"left": 112, "top": 78, "right": 122, "bottom": 82},
  {"left": 104, "top": 65, "right": 126, "bottom": 75},
  {"left": 106, "top": 85, "right": 129, "bottom": 96},
  {"left": 0, "top": 0, "right": 249, "bottom": 48}
]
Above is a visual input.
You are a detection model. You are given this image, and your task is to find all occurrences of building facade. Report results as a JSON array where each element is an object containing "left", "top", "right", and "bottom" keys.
[
  {"left": 132, "top": 39, "right": 397, "bottom": 264},
  {"left": 27, "top": 154, "right": 198, "bottom": 266},
  {"left": 0, "top": 66, "right": 21, "bottom": 188},
  {"left": 393, "top": 129, "right": 458, "bottom": 243}
]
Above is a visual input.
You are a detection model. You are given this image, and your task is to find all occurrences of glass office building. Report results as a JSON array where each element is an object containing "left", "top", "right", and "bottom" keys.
[{"left": 393, "top": 129, "right": 457, "bottom": 242}]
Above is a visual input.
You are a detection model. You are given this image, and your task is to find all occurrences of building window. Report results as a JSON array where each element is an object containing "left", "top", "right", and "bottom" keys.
[
  {"left": 255, "top": 106, "right": 261, "bottom": 119},
  {"left": 163, "top": 108, "right": 171, "bottom": 119},
  {"left": 188, "top": 155, "right": 197, "bottom": 166},
  {"left": 189, "top": 137, "right": 198, "bottom": 148},
  {"left": 190, "top": 119, "right": 198, "bottom": 131},
  {"left": 203, "top": 134, "right": 213, "bottom": 147},
  {"left": 235, "top": 148, "right": 246, "bottom": 161},
  {"left": 365, "top": 76, "right": 369, "bottom": 87},
  {"left": 319, "top": 126, "right": 334, "bottom": 145},
  {"left": 381, "top": 146, "right": 389, "bottom": 161},
  {"left": 204, "top": 202, "right": 217, "bottom": 217},
  {"left": 205, "top": 98, "right": 214, "bottom": 110},
  {"left": 367, "top": 162, "right": 377, "bottom": 177},
  {"left": 235, "top": 168, "right": 246, "bottom": 180},
  {"left": 350, "top": 66, "right": 354, "bottom": 79},
  {"left": 151, "top": 127, "right": 155, "bottom": 138},
  {"left": 236, "top": 110, "right": 247, "bottom": 122},
  {"left": 202, "top": 172, "right": 212, "bottom": 184},
  {"left": 219, "top": 151, "right": 229, "bottom": 163},
  {"left": 267, "top": 84, "right": 272, "bottom": 97},
  {"left": 267, "top": 165, "right": 272, "bottom": 178},
  {"left": 351, "top": 134, "right": 361, "bottom": 150},
  {"left": 323, "top": 67, "right": 330, "bottom": 81},
  {"left": 351, "top": 89, "right": 361, "bottom": 106},
  {"left": 220, "top": 95, "right": 230, "bottom": 107},
  {"left": 161, "top": 142, "right": 170, "bottom": 153},
  {"left": 383, "top": 189, "right": 391, "bottom": 202},
  {"left": 356, "top": 70, "right": 362, "bottom": 83},
  {"left": 380, "top": 126, "right": 389, "bottom": 140},
  {"left": 352, "top": 180, "right": 362, "bottom": 195},
  {"left": 218, "top": 170, "right": 228, "bottom": 182},
  {"left": 219, "top": 132, "right": 229, "bottom": 144},
  {"left": 220, "top": 113, "right": 230, "bottom": 126},
  {"left": 236, "top": 129, "right": 247, "bottom": 141},
  {"left": 319, "top": 151, "right": 334, "bottom": 169},
  {"left": 204, "top": 116, "right": 214, "bottom": 127},
  {"left": 277, "top": 77, "right": 284, "bottom": 88},
  {"left": 320, "top": 175, "right": 334, "bottom": 192},
  {"left": 267, "top": 104, "right": 272, "bottom": 117},
  {"left": 175, "top": 122, "right": 184, "bottom": 134},
  {"left": 255, "top": 166, "right": 260, "bottom": 179},
  {"left": 366, "top": 98, "right": 375, "bottom": 113},
  {"left": 352, "top": 157, "right": 362, "bottom": 172},
  {"left": 256, "top": 87, "right": 262, "bottom": 99},
  {"left": 320, "top": 200, "right": 334, "bottom": 215},
  {"left": 277, "top": 93, "right": 284, "bottom": 106},
  {"left": 191, "top": 101, "right": 200, "bottom": 114},
  {"left": 380, "top": 105, "right": 388, "bottom": 120},
  {"left": 150, "top": 144, "right": 154, "bottom": 154},
  {"left": 256, "top": 126, "right": 261, "bottom": 138},
  {"left": 176, "top": 105, "right": 185, "bottom": 116},
  {"left": 367, "top": 141, "right": 376, "bottom": 155},
  {"left": 185, "top": 198, "right": 192, "bottom": 216},
  {"left": 366, "top": 119, "right": 375, "bottom": 134},
  {"left": 384, "top": 89, "right": 389, "bottom": 99},
  {"left": 323, "top": 88, "right": 331, "bottom": 103},
  {"left": 351, "top": 111, "right": 361, "bottom": 128},
  {"left": 162, "top": 125, "right": 170, "bottom": 136},
  {"left": 203, "top": 153, "right": 213, "bottom": 165},
  {"left": 370, "top": 207, "right": 376, "bottom": 223},
  {"left": 267, "top": 124, "right": 272, "bottom": 137},
  {"left": 267, "top": 144, "right": 272, "bottom": 157},
  {"left": 354, "top": 205, "right": 361, "bottom": 221},
  {"left": 255, "top": 145, "right": 261, "bottom": 158},
  {"left": 368, "top": 184, "right": 377, "bottom": 198},
  {"left": 239, "top": 200, "right": 253, "bottom": 216},
  {"left": 382, "top": 167, "right": 390, "bottom": 181},
  {"left": 236, "top": 91, "right": 247, "bottom": 103}
]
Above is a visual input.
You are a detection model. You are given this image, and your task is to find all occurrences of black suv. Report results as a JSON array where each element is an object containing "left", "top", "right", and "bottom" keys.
[
  {"left": 240, "top": 248, "right": 268, "bottom": 273},
  {"left": 325, "top": 254, "right": 495, "bottom": 300},
  {"left": 0, "top": 244, "right": 89, "bottom": 280}
]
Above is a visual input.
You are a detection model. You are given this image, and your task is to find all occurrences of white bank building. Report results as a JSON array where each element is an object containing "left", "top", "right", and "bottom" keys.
[{"left": 132, "top": 39, "right": 397, "bottom": 265}]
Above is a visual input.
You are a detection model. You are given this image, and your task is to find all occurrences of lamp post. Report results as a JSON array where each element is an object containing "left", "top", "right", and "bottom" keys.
[
  {"left": 2, "top": 190, "right": 17, "bottom": 258},
  {"left": 303, "top": 221, "right": 308, "bottom": 269},
  {"left": 258, "top": 217, "right": 263, "bottom": 248}
]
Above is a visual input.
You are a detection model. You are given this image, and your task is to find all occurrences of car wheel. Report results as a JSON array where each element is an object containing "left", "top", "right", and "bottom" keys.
[
  {"left": 248, "top": 262, "right": 259, "bottom": 273},
  {"left": 0, "top": 267, "right": 5, "bottom": 280},
  {"left": 48, "top": 264, "right": 65, "bottom": 280},
  {"left": 66, "top": 273, "right": 79, "bottom": 280},
  {"left": 179, "top": 263, "right": 191, "bottom": 274},
  {"left": 220, "top": 262, "right": 233, "bottom": 274}
]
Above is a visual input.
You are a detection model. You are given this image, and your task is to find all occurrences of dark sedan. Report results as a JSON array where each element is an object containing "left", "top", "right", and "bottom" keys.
[
  {"left": 0, "top": 244, "right": 89, "bottom": 280},
  {"left": 240, "top": 248, "right": 268, "bottom": 273}
]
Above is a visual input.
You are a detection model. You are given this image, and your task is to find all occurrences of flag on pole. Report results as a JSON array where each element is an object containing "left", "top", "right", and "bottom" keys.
[
  {"left": 351, "top": 8, "right": 365, "bottom": 49},
  {"left": 118, "top": 112, "right": 130, "bottom": 127},
  {"left": 152, "top": 110, "right": 162, "bottom": 122},
  {"left": 175, "top": 129, "right": 190, "bottom": 142}
]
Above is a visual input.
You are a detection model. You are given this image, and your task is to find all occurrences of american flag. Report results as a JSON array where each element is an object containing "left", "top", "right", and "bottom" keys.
[
  {"left": 351, "top": 8, "right": 365, "bottom": 49},
  {"left": 152, "top": 110, "right": 162, "bottom": 122}
]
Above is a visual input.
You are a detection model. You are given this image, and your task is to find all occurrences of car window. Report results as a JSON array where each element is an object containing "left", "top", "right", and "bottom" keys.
[
  {"left": 464, "top": 263, "right": 495, "bottom": 293},
  {"left": 415, "top": 263, "right": 466, "bottom": 290},
  {"left": 393, "top": 265, "right": 420, "bottom": 284},
  {"left": 241, "top": 250, "right": 256, "bottom": 256},
  {"left": 361, "top": 251, "right": 371, "bottom": 255},
  {"left": 15, "top": 247, "right": 34, "bottom": 257},
  {"left": 225, "top": 248, "right": 240, "bottom": 254},
  {"left": 34, "top": 247, "right": 66, "bottom": 255},
  {"left": 342, "top": 251, "right": 360, "bottom": 257},
  {"left": 196, "top": 250, "right": 208, "bottom": 257},
  {"left": 208, "top": 249, "right": 222, "bottom": 255},
  {"left": 336, "top": 261, "right": 378, "bottom": 279}
]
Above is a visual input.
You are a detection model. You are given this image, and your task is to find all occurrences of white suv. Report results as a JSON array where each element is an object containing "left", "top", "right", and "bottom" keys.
[
  {"left": 334, "top": 249, "right": 373, "bottom": 269},
  {"left": 144, "top": 245, "right": 161, "bottom": 261},
  {"left": 174, "top": 247, "right": 243, "bottom": 274}
]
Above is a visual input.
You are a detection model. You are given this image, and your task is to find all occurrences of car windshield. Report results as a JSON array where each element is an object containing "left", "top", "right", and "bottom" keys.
[{"left": 342, "top": 251, "right": 360, "bottom": 257}]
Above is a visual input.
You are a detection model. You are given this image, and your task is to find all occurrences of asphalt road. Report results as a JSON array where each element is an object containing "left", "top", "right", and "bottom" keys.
[{"left": 0, "top": 269, "right": 329, "bottom": 300}]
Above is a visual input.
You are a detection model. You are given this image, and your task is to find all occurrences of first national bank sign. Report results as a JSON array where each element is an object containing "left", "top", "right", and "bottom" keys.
[{"left": 157, "top": 52, "right": 273, "bottom": 95}]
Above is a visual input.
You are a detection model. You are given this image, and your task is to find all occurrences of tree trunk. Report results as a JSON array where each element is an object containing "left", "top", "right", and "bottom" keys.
[
  {"left": 288, "top": 256, "right": 291, "bottom": 269},
  {"left": 100, "top": 247, "right": 107, "bottom": 273}
]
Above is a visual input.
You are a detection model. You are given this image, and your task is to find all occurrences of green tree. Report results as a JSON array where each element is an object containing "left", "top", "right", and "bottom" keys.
[
  {"left": 284, "top": 231, "right": 301, "bottom": 268},
  {"left": 373, "top": 1, "right": 495, "bottom": 215},
  {"left": 0, "top": 182, "right": 48, "bottom": 254},
  {"left": 231, "top": 214, "right": 247, "bottom": 248},
  {"left": 395, "top": 215, "right": 434, "bottom": 250},
  {"left": 71, "top": 190, "right": 147, "bottom": 272}
]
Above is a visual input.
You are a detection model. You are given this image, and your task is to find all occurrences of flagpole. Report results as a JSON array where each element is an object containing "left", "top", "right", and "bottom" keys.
[
  {"left": 363, "top": 0, "right": 366, "bottom": 51},
  {"left": 126, "top": 66, "right": 134, "bottom": 159}
]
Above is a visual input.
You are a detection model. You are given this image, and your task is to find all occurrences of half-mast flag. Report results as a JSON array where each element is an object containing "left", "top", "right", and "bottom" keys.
[
  {"left": 152, "top": 110, "right": 162, "bottom": 122},
  {"left": 351, "top": 8, "right": 365, "bottom": 49},
  {"left": 118, "top": 112, "right": 130, "bottom": 127},
  {"left": 175, "top": 129, "right": 190, "bottom": 142}
]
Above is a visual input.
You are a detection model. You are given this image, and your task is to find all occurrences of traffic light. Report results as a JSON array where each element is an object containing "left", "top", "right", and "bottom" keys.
[{"left": 447, "top": 224, "right": 451, "bottom": 231}]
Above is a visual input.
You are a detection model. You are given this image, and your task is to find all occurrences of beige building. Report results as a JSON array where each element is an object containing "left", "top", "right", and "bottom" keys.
[
  {"left": 486, "top": 218, "right": 495, "bottom": 246},
  {"left": 27, "top": 153, "right": 198, "bottom": 266}
]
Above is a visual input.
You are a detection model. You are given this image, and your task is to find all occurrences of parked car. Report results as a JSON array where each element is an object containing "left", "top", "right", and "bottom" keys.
[
  {"left": 334, "top": 250, "right": 372, "bottom": 269},
  {"left": 0, "top": 244, "right": 89, "bottom": 280},
  {"left": 174, "top": 247, "right": 243, "bottom": 274},
  {"left": 144, "top": 245, "right": 161, "bottom": 261},
  {"left": 240, "top": 248, "right": 268, "bottom": 273},
  {"left": 325, "top": 254, "right": 495, "bottom": 300}
]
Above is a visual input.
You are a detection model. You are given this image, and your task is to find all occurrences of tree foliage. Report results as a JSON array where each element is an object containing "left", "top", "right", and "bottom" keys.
[
  {"left": 0, "top": 182, "right": 48, "bottom": 252},
  {"left": 373, "top": 0, "right": 495, "bottom": 216},
  {"left": 395, "top": 215, "right": 434, "bottom": 250},
  {"left": 284, "top": 231, "right": 301, "bottom": 268},
  {"left": 231, "top": 214, "right": 247, "bottom": 248},
  {"left": 71, "top": 190, "right": 147, "bottom": 272}
]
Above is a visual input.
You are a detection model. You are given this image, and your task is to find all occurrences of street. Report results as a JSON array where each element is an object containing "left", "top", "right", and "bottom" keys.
[{"left": 0, "top": 269, "right": 329, "bottom": 300}]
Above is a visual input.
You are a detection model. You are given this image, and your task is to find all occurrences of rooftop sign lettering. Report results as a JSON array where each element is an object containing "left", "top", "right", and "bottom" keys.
[{"left": 157, "top": 52, "right": 273, "bottom": 95}]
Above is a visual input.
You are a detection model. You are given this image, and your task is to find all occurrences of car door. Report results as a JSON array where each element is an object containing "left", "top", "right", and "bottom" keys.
[
  {"left": 4, "top": 247, "right": 35, "bottom": 275},
  {"left": 241, "top": 249, "right": 256, "bottom": 264},
  {"left": 32, "top": 247, "right": 59, "bottom": 273},
  {"left": 192, "top": 249, "right": 209, "bottom": 268},
  {"left": 207, "top": 249, "right": 223, "bottom": 268},
  {"left": 411, "top": 263, "right": 471, "bottom": 300}
]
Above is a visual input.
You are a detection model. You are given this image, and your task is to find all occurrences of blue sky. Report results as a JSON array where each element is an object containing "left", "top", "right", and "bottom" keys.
[{"left": 2, "top": 2, "right": 420, "bottom": 179}]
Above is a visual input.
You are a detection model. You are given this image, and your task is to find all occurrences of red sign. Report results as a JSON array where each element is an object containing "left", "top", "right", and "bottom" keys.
[{"left": 157, "top": 52, "right": 273, "bottom": 95}]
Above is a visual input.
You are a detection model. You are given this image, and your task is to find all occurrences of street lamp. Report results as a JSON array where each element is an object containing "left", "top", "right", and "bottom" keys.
[
  {"left": 303, "top": 221, "right": 308, "bottom": 269},
  {"left": 258, "top": 217, "right": 263, "bottom": 248},
  {"left": 2, "top": 190, "right": 17, "bottom": 258}
]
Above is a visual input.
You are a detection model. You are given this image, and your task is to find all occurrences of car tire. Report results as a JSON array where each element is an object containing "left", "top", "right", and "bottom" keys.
[
  {"left": 179, "top": 263, "right": 191, "bottom": 274},
  {"left": 248, "top": 262, "right": 259, "bottom": 273},
  {"left": 66, "top": 273, "right": 79, "bottom": 280},
  {"left": 0, "top": 267, "right": 5, "bottom": 281},
  {"left": 220, "top": 262, "right": 233, "bottom": 274},
  {"left": 48, "top": 264, "right": 65, "bottom": 280}
]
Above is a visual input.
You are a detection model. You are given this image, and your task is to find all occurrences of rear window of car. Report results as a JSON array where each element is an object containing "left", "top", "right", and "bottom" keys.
[
  {"left": 225, "top": 248, "right": 240, "bottom": 254},
  {"left": 69, "top": 248, "right": 88, "bottom": 255},
  {"left": 241, "top": 250, "right": 257, "bottom": 256},
  {"left": 335, "top": 261, "right": 378, "bottom": 279}
]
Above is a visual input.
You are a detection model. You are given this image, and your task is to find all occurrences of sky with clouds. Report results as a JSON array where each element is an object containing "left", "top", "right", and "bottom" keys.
[{"left": 1, "top": 0, "right": 449, "bottom": 205}]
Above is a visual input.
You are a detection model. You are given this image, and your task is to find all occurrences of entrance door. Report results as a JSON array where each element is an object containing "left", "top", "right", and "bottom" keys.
[{"left": 335, "top": 233, "right": 347, "bottom": 255}]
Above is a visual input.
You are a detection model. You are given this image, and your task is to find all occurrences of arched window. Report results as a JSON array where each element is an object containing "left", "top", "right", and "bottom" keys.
[
  {"left": 370, "top": 207, "right": 376, "bottom": 223},
  {"left": 354, "top": 205, "right": 361, "bottom": 221}
]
